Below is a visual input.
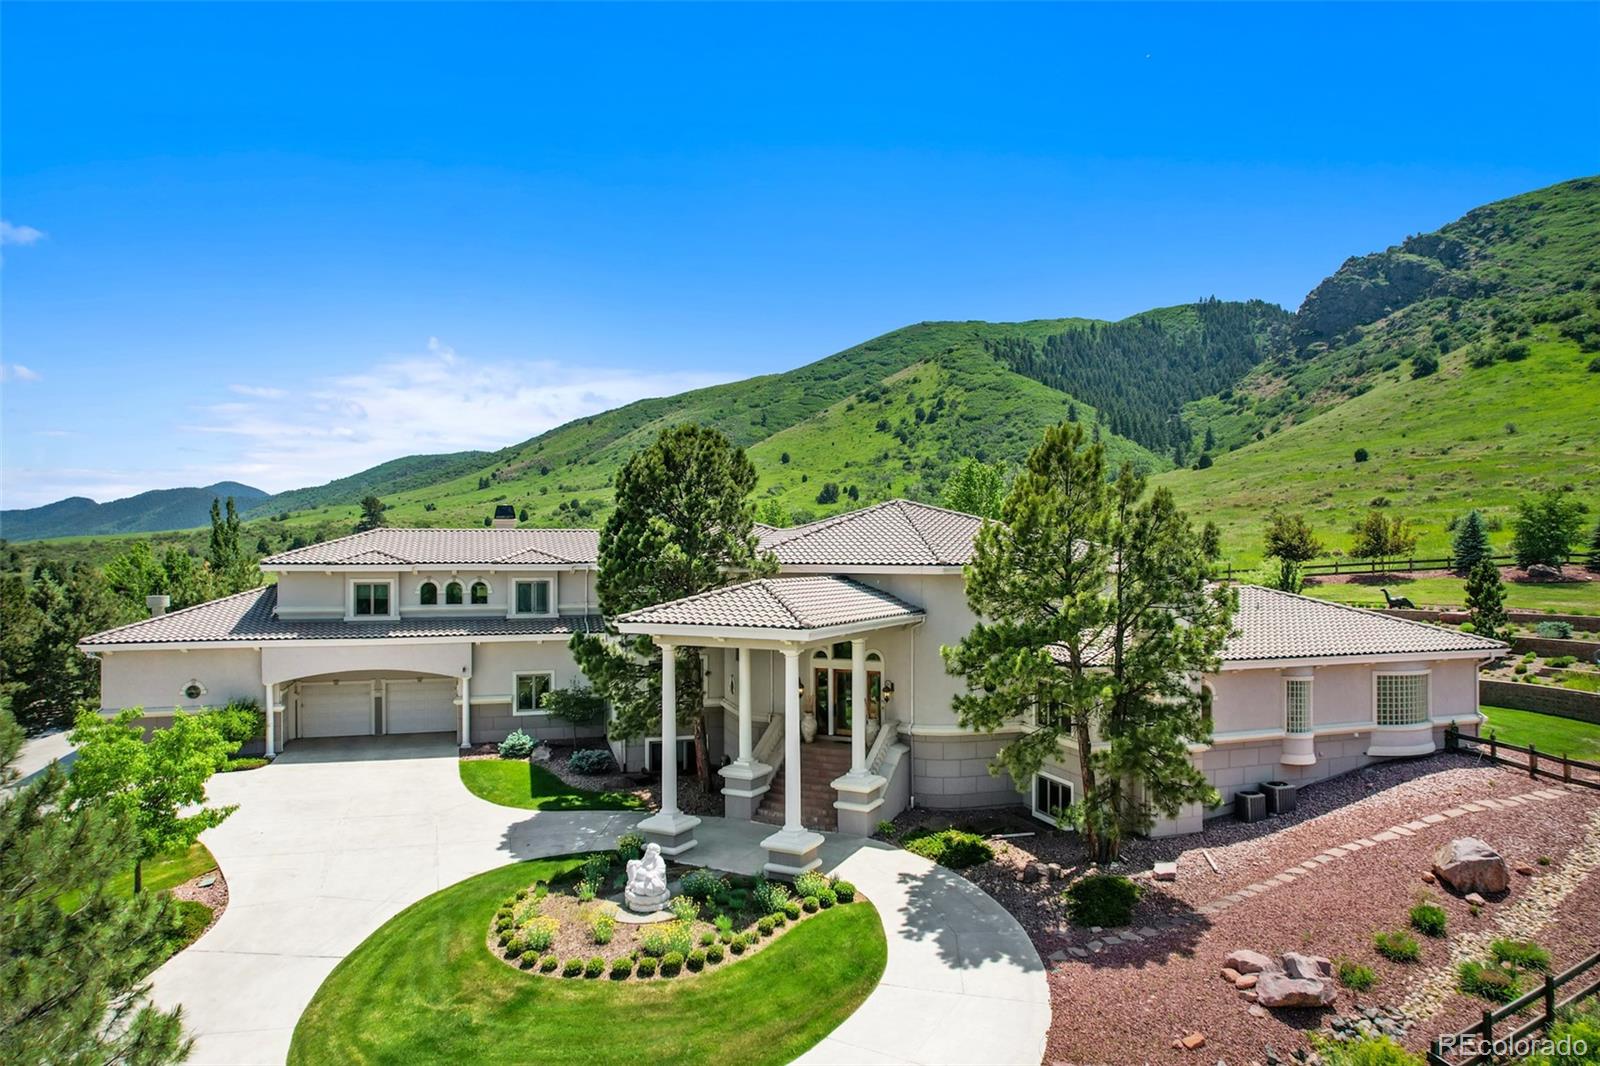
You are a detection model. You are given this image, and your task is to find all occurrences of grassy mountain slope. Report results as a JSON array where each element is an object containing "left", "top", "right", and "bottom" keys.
[
  {"left": 1, "top": 481, "right": 268, "bottom": 542},
  {"left": 1159, "top": 177, "right": 1600, "bottom": 564},
  {"left": 246, "top": 450, "right": 492, "bottom": 517}
]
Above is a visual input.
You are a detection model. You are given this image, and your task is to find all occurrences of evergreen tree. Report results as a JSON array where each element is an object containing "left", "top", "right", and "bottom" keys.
[
  {"left": 1589, "top": 516, "right": 1600, "bottom": 572},
  {"left": 1200, "top": 521, "right": 1222, "bottom": 563},
  {"left": 1262, "top": 510, "right": 1323, "bottom": 593},
  {"left": 1464, "top": 557, "right": 1509, "bottom": 643},
  {"left": 942, "top": 422, "right": 1232, "bottom": 861},
  {"left": 755, "top": 497, "right": 788, "bottom": 527},
  {"left": 940, "top": 458, "right": 1007, "bottom": 520},
  {"left": 1203, "top": 426, "right": 1216, "bottom": 451},
  {"left": 1451, "top": 509, "right": 1492, "bottom": 573},
  {"left": 568, "top": 425, "right": 775, "bottom": 786},
  {"left": 1510, "top": 489, "right": 1586, "bottom": 568},
  {"left": 355, "top": 495, "right": 388, "bottom": 533},
  {"left": 0, "top": 704, "right": 191, "bottom": 1064},
  {"left": 207, "top": 497, "right": 242, "bottom": 575},
  {"left": 67, "top": 709, "right": 239, "bottom": 894},
  {"left": 0, "top": 564, "right": 127, "bottom": 733}
]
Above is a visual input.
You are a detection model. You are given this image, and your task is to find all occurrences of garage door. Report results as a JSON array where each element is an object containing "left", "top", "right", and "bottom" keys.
[
  {"left": 299, "top": 682, "right": 374, "bottom": 738},
  {"left": 384, "top": 679, "right": 457, "bottom": 735}
]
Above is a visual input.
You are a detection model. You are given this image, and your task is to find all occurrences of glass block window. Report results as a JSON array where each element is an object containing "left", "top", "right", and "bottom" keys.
[
  {"left": 1375, "top": 673, "right": 1429, "bottom": 726},
  {"left": 1032, "top": 774, "right": 1073, "bottom": 825},
  {"left": 1285, "top": 679, "right": 1312, "bottom": 735}
]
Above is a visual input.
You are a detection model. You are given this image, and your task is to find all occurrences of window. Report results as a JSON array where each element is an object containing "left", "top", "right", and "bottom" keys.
[
  {"left": 1376, "top": 672, "right": 1429, "bottom": 726},
  {"left": 514, "top": 671, "right": 555, "bottom": 714},
  {"left": 1200, "top": 684, "right": 1214, "bottom": 728},
  {"left": 1032, "top": 773, "right": 1074, "bottom": 826},
  {"left": 1285, "top": 678, "right": 1312, "bottom": 735},
  {"left": 514, "top": 579, "right": 551, "bottom": 615},
  {"left": 470, "top": 581, "right": 489, "bottom": 605},
  {"left": 647, "top": 738, "right": 696, "bottom": 774},
  {"left": 1034, "top": 696, "right": 1068, "bottom": 729},
  {"left": 419, "top": 581, "right": 438, "bottom": 606},
  {"left": 445, "top": 581, "right": 464, "bottom": 606},
  {"left": 353, "top": 582, "right": 390, "bottom": 616}
]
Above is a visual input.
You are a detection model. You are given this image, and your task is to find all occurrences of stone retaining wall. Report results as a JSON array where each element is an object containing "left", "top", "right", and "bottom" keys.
[
  {"left": 1381, "top": 607, "right": 1599, "bottom": 632},
  {"left": 910, "top": 732, "right": 1026, "bottom": 809},
  {"left": 1511, "top": 636, "right": 1600, "bottom": 660},
  {"left": 1480, "top": 678, "right": 1600, "bottom": 726}
]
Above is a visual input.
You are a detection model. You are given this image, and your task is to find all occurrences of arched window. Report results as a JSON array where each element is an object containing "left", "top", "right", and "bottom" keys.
[
  {"left": 419, "top": 581, "right": 438, "bottom": 606},
  {"left": 445, "top": 581, "right": 464, "bottom": 605},
  {"left": 470, "top": 581, "right": 489, "bottom": 605},
  {"left": 866, "top": 651, "right": 882, "bottom": 664},
  {"left": 812, "top": 650, "right": 828, "bottom": 661}
]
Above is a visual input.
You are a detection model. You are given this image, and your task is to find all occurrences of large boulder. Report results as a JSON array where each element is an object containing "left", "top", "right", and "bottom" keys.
[
  {"left": 1256, "top": 971, "right": 1338, "bottom": 1009},
  {"left": 1282, "top": 953, "right": 1331, "bottom": 980},
  {"left": 1224, "top": 949, "right": 1280, "bottom": 975},
  {"left": 1433, "top": 838, "right": 1511, "bottom": 895}
]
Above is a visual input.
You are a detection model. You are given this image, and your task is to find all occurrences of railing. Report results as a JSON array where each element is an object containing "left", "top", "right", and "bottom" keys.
[
  {"left": 751, "top": 714, "right": 784, "bottom": 771},
  {"left": 1427, "top": 948, "right": 1600, "bottom": 1065},
  {"left": 1217, "top": 551, "right": 1596, "bottom": 582},
  {"left": 866, "top": 718, "right": 902, "bottom": 775},
  {"left": 1445, "top": 723, "right": 1600, "bottom": 790}
]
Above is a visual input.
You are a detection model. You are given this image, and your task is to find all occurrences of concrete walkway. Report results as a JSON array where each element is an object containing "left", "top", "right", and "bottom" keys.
[{"left": 151, "top": 734, "right": 1048, "bottom": 1065}]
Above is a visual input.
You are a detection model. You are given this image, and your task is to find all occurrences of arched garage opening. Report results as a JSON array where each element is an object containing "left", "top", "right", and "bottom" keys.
[{"left": 288, "top": 671, "right": 459, "bottom": 740}]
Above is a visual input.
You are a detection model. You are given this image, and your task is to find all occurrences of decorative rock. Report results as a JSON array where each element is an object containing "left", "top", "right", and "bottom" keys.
[
  {"left": 1465, "top": 892, "right": 1486, "bottom": 906},
  {"left": 1224, "top": 949, "right": 1279, "bottom": 975},
  {"left": 1181, "top": 1032, "right": 1206, "bottom": 1050},
  {"left": 1250, "top": 1005, "right": 1269, "bottom": 1019},
  {"left": 1282, "top": 952, "right": 1325, "bottom": 980},
  {"left": 1420, "top": 872, "right": 1435, "bottom": 884},
  {"left": 1154, "top": 861, "right": 1178, "bottom": 882},
  {"left": 1432, "top": 837, "right": 1511, "bottom": 895},
  {"left": 1236, "top": 973, "right": 1259, "bottom": 990},
  {"left": 1527, "top": 563, "right": 1563, "bottom": 581},
  {"left": 1069, "top": 946, "right": 1089, "bottom": 958},
  {"left": 1222, "top": 967, "right": 1243, "bottom": 984},
  {"left": 197, "top": 874, "right": 217, "bottom": 888},
  {"left": 1241, "top": 990, "right": 1259, "bottom": 1002},
  {"left": 1256, "top": 972, "right": 1338, "bottom": 1008},
  {"left": 1031, "top": 862, "right": 1049, "bottom": 882},
  {"left": 1516, "top": 864, "right": 1534, "bottom": 876},
  {"left": 1017, "top": 866, "right": 1039, "bottom": 884},
  {"left": 1088, "top": 939, "right": 1104, "bottom": 952},
  {"left": 1048, "top": 862, "right": 1063, "bottom": 879},
  {"left": 1048, "top": 949, "right": 1069, "bottom": 962}
]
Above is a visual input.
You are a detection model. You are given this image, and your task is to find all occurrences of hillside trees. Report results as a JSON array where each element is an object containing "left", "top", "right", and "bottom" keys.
[
  {"left": 355, "top": 495, "right": 388, "bottom": 533},
  {"left": 943, "top": 422, "right": 1232, "bottom": 861},
  {"left": 940, "top": 458, "right": 1007, "bottom": 519},
  {"left": 1350, "top": 510, "right": 1419, "bottom": 568},
  {"left": 1511, "top": 489, "right": 1587, "bottom": 568},
  {"left": 1262, "top": 510, "right": 1323, "bottom": 593},
  {"left": 0, "top": 564, "right": 127, "bottom": 732},
  {"left": 569, "top": 425, "right": 775, "bottom": 787},
  {"left": 1451, "top": 510, "right": 1493, "bottom": 573},
  {"left": 0, "top": 705, "right": 191, "bottom": 1065}
]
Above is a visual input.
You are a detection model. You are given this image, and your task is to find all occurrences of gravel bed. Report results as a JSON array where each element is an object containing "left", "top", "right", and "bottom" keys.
[{"left": 171, "top": 864, "right": 229, "bottom": 938}]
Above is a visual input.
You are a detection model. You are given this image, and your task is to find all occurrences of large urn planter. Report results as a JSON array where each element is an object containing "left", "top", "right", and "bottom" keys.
[{"left": 800, "top": 711, "right": 818, "bottom": 743}]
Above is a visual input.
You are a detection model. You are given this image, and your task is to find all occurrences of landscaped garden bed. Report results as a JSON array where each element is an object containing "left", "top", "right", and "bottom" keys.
[{"left": 486, "top": 840, "right": 860, "bottom": 981}]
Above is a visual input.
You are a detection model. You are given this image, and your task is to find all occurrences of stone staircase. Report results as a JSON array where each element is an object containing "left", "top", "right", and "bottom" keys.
[{"left": 753, "top": 740, "right": 854, "bottom": 831}]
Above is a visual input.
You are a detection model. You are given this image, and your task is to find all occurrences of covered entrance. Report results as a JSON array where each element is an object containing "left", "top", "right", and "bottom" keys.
[{"left": 811, "top": 643, "right": 883, "bottom": 738}]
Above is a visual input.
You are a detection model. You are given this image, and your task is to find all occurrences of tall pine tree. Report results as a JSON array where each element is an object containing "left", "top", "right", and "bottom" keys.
[
  {"left": 1451, "top": 510, "right": 1492, "bottom": 573},
  {"left": 1464, "top": 557, "right": 1509, "bottom": 643}
]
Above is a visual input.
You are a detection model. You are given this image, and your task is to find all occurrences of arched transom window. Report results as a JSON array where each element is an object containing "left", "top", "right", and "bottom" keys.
[
  {"left": 470, "top": 581, "right": 489, "bottom": 605},
  {"left": 445, "top": 581, "right": 464, "bottom": 605},
  {"left": 419, "top": 581, "right": 438, "bottom": 606}
]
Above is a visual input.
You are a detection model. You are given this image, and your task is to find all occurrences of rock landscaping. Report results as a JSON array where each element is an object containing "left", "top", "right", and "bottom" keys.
[
  {"left": 485, "top": 844, "right": 860, "bottom": 982},
  {"left": 1432, "top": 836, "right": 1512, "bottom": 894}
]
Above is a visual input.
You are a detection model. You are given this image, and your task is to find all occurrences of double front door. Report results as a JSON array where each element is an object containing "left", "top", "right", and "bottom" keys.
[{"left": 812, "top": 660, "right": 882, "bottom": 738}]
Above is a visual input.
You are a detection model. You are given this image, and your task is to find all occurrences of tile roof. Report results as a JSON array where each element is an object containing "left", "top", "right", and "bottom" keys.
[
  {"left": 758, "top": 499, "right": 983, "bottom": 567},
  {"left": 260, "top": 528, "right": 599, "bottom": 567},
  {"left": 616, "top": 575, "right": 924, "bottom": 633},
  {"left": 1220, "top": 585, "right": 1507, "bottom": 662},
  {"left": 79, "top": 586, "right": 604, "bottom": 647}
]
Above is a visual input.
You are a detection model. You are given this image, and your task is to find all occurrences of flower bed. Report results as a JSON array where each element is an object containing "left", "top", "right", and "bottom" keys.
[{"left": 486, "top": 851, "right": 860, "bottom": 982}]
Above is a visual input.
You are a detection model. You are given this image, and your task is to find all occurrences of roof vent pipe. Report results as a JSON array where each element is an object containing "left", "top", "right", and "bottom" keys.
[{"left": 146, "top": 594, "right": 171, "bottom": 617}]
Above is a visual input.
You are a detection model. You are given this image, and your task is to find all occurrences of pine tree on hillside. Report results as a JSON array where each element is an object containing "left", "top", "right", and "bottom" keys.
[
  {"left": 355, "top": 495, "right": 388, "bottom": 533},
  {"left": 1464, "top": 558, "right": 1509, "bottom": 643},
  {"left": 1451, "top": 510, "right": 1492, "bottom": 573},
  {"left": 1589, "top": 517, "right": 1600, "bottom": 571},
  {"left": 0, "top": 704, "right": 191, "bottom": 1065}
]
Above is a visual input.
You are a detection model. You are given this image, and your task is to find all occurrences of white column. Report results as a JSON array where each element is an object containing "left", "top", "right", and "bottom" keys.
[
  {"left": 783, "top": 647, "right": 802, "bottom": 832},
  {"left": 736, "top": 647, "right": 753, "bottom": 765},
  {"left": 850, "top": 637, "right": 867, "bottom": 775},
  {"left": 263, "top": 681, "right": 276, "bottom": 757},
  {"left": 459, "top": 673, "right": 472, "bottom": 748},
  {"left": 660, "top": 642, "right": 679, "bottom": 818}
]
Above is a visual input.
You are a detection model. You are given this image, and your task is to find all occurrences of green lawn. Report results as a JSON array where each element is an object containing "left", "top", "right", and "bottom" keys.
[
  {"left": 289, "top": 857, "right": 887, "bottom": 1066},
  {"left": 1479, "top": 705, "right": 1600, "bottom": 758},
  {"left": 60, "top": 841, "right": 217, "bottom": 910},
  {"left": 458, "top": 758, "right": 648, "bottom": 811},
  {"left": 1298, "top": 576, "right": 1600, "bottom": 615}
]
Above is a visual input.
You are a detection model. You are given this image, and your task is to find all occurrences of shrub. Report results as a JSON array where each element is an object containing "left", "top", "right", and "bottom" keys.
[
  {"left": 660, "top": 951, "right": 684, "bottom": 977},
  {"left": 498, "top": 729, "right": 538, "bottom": 759},
  {"left": 575, "top": 881, "right": 596, "bottom": 903},
  {"left": 1490, "top": 938, "right": 1551, "bottom": 972},
  {"left": 522, "top": 916, "right": 559, "bottom": 953},
  {"left": 585, "top": 956, "right": 605, "bottom": 978},
  {"left": 206, "top": 699, "right": 265, "bottom": 745},
  {"left": 641, "top": 927, "right": 670, "bottom": 958},
  {"left": 581, "top": 852, "right": 610, "bottom": 884},
  {"left": 1535, "top": 621, "right": 1575, "bottom": 639},
  {"left": 681, "top": 869, "right": 728, "bottom": 901},
  {"left": 903, "top": 827, "right": 994, "bottom": 868},
  {"left": 699, "top": 930, "right": 715, "bottom": 947},
  {"left": 1354, "top": 448, "right": 1370, "bottom": 463},
  {"left": 665, "top": 921, "right": 695, "bottom": 957},
  {"left": 770, "top": 910, "right": 786, "bottom": 927},
  {"left": 752, "top": 879, "right": 791, "bottom": 914},
  {"left": 1064, "top": 874, "right": 1143, "bottom": 928},
  {"left": 713, "top": 913, "right": 734, "bottom": 938},
  {"left": 817, "top": 888, "right": 837, "bottom": 909},
  {"left": 519, "top": 950, "right": 537, "bottom": 969},
  {"left": 222, "top": 757, "right": 269, "bottom": 772},
  {"left": 1373, "top": 931, "right": 1421, "bottom": 963},
  {"left": 589, "top": 912, "right": 615, "bottom": 945},
  {"left": 568, "top": 748, "right": 614, "bottom": 775},
  {"left": 1548, "top": 655, "right": 1577, "bottom": 668},
  {"left": 783, "top": 900, "right": 801, "bottom": 921},
  {"left": 1459, "top": 960, "right": 1520, "bottom": 1003},
  {"left": 802, "top": 896, "right": 820, "bottom": 913},
  {"left": 616, "top": 831, "right": 646, "bottom": 862},
  {"left": 757, "top": 915, "right": 777, "bottom": 936},
  {"left": 562, "top": 958, "right": 584, "bottom": 978},
  {"left": 793, "top": 871, "right": 830, "bottom": 899},
  {"left": 706, "top": 942, "right": 725, "bottom": 964},
  {"left": 686, "top": 948, "right": 706, "bottom": 972},
  {"left": 1338, "top": 960, "right": 1377, "bottom": 991},
  {"left": 730, "top": 934, "right": 748, "bottom": 955},
  {"left": 636, "top": 955, "right": 658, "bottom": 977},
  {"left": 833, "top": 880, "right": 857, "bottom": 903},
  {"left": 1308, "top": 1034, "right": 1425, "bottom": 1066},
  {"left": 876, "top": 820, "right": 899, "bottom": 839},
  {"left": 539, "top": 954, "right": 558, "bottom": 973},
  {"left": 1410, "top": 901, "right": 1447, "bottom": 937},
  {"left": 669, "top": 896, "right": 701, "bottom": 923},
  {"left": 610, "top": 956, "right": 633, "bottom": 979}
]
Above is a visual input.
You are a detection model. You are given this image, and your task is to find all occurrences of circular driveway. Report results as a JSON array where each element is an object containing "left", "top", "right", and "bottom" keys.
[{"left": 152, "top": 734, "right": 1048, "bottom": 1065}]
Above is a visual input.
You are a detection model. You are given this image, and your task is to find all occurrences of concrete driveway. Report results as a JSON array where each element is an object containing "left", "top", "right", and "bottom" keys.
[{"left": 153, "top": 733, "right": 1047, "bottom": 1065}]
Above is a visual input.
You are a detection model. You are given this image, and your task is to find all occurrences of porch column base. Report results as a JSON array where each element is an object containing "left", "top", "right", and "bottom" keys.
[
  {"left": 831, "top": 771, "right": 887, "bottom": 837},
  {"left": 760, "top": 827, "right": 825, "bottom": 880},
  {"left": 636, "top": 811, "right": 701, "bottom": 857},
  {"left": 719, "top": 760, "right": 773, "bottom": 821}
]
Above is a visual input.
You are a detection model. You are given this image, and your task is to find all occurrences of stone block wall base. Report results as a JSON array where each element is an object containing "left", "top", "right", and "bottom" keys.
[
  {"left": 637, "top": 812, "right": 701, "bottom": 857},
  {"left": 761, "top": 827, "right": 824, "bottom": 880}
]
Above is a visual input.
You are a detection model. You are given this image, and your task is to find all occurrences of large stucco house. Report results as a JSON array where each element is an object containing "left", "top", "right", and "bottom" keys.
[{"left": 80, "top": 499, "right": 1505, "bottom": 875}]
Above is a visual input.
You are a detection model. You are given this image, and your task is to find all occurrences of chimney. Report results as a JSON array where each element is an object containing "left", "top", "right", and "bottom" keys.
[
  {"left": 491, "top": 504, "right": 517, "bottom": 529},
  {"left": 146, "top": 594, "right": 171, "bottom": 617}
]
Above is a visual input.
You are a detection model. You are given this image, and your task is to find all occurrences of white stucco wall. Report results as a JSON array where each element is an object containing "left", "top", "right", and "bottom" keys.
[
  {"left": 1207, "top": 657, "right": 1483, "bottom": 738},
  {"left": 469, "top": 639, "right": 598, "bottom": 744},
  {"left": 843, "top": 571, "right": 973, "bottom": 733},
  {"left": 273, "top": 567, "right": 599, "bottom": 619},
  {"left": 97, "top": 647, "right": 264, "bottom": 714}
]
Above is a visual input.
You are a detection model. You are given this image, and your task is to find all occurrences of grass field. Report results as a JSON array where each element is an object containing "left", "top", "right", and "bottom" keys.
[
  {"left": 1296, "top": 575, "right": 1600, "bottom": 615},
  {"left": 458, "top": 758, "right": 647, "bottom": 811},
  {"left": 289, "top": 856, "right": 887, "bottom": 1066},
  {"left": 1479, "top": 705, "right": 1600, "bottom": 758}
]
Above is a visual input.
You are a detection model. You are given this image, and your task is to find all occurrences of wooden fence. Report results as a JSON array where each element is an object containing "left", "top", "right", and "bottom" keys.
[
  {"left": 1427, "top": 948, "right": 1600, "bottom": 1065},
  {"left": 1445, "top": 724, "right": 1600, "bottom": 790},
  {"left": 1218, "top": 551, "right": 1597, "bottom": 581}
]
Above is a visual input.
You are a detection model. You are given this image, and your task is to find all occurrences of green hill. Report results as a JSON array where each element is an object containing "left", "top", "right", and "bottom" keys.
[
  {"left": 1, "top": 481, "right": 268, "bottom": 542},
  {"left": 248, "top": 450, "right": 492, "bottom": 517},
  {"left": 1158, "top": 176, "right": 1600, "bottom": 564}
]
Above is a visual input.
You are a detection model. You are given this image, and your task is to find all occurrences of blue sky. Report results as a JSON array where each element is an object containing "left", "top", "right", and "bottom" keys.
[{"left": 3, "top": 3, "right": 1596, "bottom": 509}]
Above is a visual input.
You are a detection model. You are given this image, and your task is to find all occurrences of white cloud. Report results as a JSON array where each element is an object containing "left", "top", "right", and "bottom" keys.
[
  {"left": 1, "top": 363, "right": 42, "bottom": 382},
  {"left": 0, "top": 220, "right": 45, "bottom": 246},
  {"left": 228, "top": 384, "right": 289, "bottom": 399}
]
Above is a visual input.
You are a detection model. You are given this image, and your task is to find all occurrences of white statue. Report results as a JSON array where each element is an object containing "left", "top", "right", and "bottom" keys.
[{"left": 624, "top": 842, "right": 670, "bottom": 913}]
